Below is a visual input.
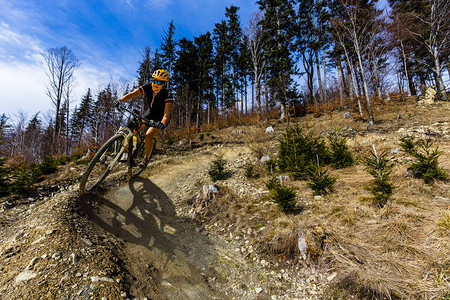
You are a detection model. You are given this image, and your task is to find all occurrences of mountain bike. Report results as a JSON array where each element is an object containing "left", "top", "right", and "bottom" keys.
[{"left": 79, "top": 105, "right": 157, "bottom": 194}]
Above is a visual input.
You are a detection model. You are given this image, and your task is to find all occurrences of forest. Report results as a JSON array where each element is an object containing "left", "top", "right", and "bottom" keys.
[{"left": 0, "top": 0, "right": 449, "bottom": 194}]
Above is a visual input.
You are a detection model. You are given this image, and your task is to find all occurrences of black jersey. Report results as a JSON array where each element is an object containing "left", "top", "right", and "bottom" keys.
[{"left": 139, "top": 83, "right": 174, "bottom": 121}]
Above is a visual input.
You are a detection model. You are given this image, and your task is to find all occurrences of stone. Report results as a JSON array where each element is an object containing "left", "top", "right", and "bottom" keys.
[
  {"left": 27, "top": 257, "right": 41, "bottom": 270},
  {"left": 71, "top": 253, "right": 79, "bottom": 265},
  {"left": 82, "top": 238, "right": 93, "bottom": 246},
  {"left": 327, "top": 272, "right": 337, "bottom": 281},
  {"left": 90, "top": 276, "right": 114, "bottom": 283},
  {"left": 265, "top": 126, "right": 274, "bottom": 133},
  {"left": 16, "top": 270, "right": 38, "bottom": 283},
  {"left": 260, "top": 155, "right": 270, "bottom": 165},
  {"left": 418, "top": 86, "right": 437, "bottom": 105},
  {"left": 298, "top": 234, "right": 307, "bottom": 260},
  {"left": 255, "top": 287, "right": 263, "bottom": 293}
]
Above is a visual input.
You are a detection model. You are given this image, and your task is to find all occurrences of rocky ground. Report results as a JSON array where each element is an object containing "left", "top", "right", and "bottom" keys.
[{"left": 1, "top": 96, "right": 449, "bottom": 299}]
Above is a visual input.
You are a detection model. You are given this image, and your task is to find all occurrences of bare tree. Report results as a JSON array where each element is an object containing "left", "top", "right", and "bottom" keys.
[
  {"left": 245, "top": 11, "right": 266, "bottom": 117},
  {"left": 333, "top": 0, "right": 386, "bottom": 125},
  {"left": 401, "top": 0, "right": 449, "bottom": 100},
  {"left": 41, "top": 46, "right": 80, "bottom": 143}
]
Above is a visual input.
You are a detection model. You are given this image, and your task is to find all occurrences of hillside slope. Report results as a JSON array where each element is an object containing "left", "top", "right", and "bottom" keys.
[{"left": 0, "top": 97, "right": 449, "bottom": 299}]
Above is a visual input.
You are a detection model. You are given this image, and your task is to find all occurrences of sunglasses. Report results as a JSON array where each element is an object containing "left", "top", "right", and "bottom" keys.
[{"left": 152, "top": 79, "right": 165, "bottom": 85}]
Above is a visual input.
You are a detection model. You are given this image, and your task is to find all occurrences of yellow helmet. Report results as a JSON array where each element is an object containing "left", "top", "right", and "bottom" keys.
[{"left": 152, "top": 69, "right": 170, "bottom": 82}]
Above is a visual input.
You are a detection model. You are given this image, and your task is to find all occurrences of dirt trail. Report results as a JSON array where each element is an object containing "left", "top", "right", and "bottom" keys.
[{"left": 83, "top": 146, "right": 250, "bottom": 299}]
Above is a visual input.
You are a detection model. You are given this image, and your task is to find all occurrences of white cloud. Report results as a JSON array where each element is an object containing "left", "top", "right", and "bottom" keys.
[
  {"left": 0, "top": 59, "right": 50, "bottom": 116},
  {"left": 146, "top": 0, "right": 172, "bottom": 11}
]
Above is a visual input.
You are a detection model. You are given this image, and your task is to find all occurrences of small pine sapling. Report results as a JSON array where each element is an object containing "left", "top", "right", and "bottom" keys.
[
  {"left": 400, "top": 136, "right": 447, "bottom": 183},
  {"left": 328, "top": 130, "right": 354, "bottom": 169},
  {"left": 265, "top": 177, "right": 297, "bottom": 213},
  {"left": 307, "top": 155, "right": 337, "bottom": 196},
  {"left": 364, "top": 145, "right": 395, "bottom": 207},
  {"left": 208, "top": 155, "right": 231, "bottom": 182}
]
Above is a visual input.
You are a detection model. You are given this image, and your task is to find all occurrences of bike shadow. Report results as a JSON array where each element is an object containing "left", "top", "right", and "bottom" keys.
[{"left": 80, "top": 177, "right": 221, "bottom": 298}]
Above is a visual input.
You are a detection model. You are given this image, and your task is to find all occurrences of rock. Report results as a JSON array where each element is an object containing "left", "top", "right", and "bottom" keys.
[
  {"left": 390, "top": 148, "right": 399, "bottom": 154},
  {"left": 255, "top": 287, "right": 263, "bottom": 293},
  {"left": 90, "top": 276, "right": 115, "bottom": 283},
  {"left": 260, "top": 155, "right": 270, "bottom": 165},
  {"left": 197, "top": 185, "right": 219, "bottom": 200},
  {"left": 45, "top": 229, "right": 55, "bottom": 235},
  {"left": 265, "top": 126, "right": 274, "bottom": 133},
  {"left": 71, "top": 253, "right": 79, "bottom": 265},
  {"left": 81, "top": 238, "right": 93, "bottom": 246},
  {"left": 298, "top": 234, "right": 307, "bottom": 260},
  {"left": 327, "top": 272, "right": 337, "bottom": 281},
  {"left": 418, "top": 86, "right": 436, "bottom": 105},
  {"left": 435, "top": 196, "right": 450, "bottom": 202},
  {"left": 26, "top": 257, "right": 41, "bottom": 270},
  {"left": 16, "top": 270, "right": 38, "bottom": 283}
]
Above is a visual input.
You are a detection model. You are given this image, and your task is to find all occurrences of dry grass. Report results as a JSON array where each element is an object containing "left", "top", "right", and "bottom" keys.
[{"left": 192, "top": 97, "right": 450, "bottom": 299}]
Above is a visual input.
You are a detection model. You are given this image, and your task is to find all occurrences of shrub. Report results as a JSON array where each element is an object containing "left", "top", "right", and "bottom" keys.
[
  {"left": 264, "top": 157, "right": 277, "bottom": 175},
  {"left": 400, "top": 136, "right": 447, "bottom": 183},
  {"left": 208, "top": 155, "right": 231, "bottom": 181},
  {"left": 307, "top": 163, "right": 337, "bottom": 196},
  {"left": 8, "top": 163, "right": 35, "bottom": 195},
  {"left": 278, "top": 125, "right": 330, "bottom": 180},
  {"left": 244, "top": 163, "right": 260, "bottom": 179},
  {"left": 266, "top": 177, "right": 297, "bottom": 213},
  {"left": 328, "top": 132, "right": 353, "bottom": 169},
  {"left": 0, "top": 157, "right": 10, "bottom": 196},
  {"left": 364, "top": 147, "right": 395, "bottom": 207},
  {"left": 39, "top": 156, "right": 58, "bottom": 174}
]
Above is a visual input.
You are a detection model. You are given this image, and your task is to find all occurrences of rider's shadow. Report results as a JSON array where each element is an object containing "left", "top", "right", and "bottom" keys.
[
  {"left": 82, "top": 178, "right": 179, "bottom": 257},
  {"left": 80, "top": 179, "right": 224, "bottom": 298}
]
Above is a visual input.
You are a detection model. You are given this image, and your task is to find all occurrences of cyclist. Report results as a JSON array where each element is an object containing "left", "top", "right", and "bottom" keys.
[{"left": 115, "top": 69, "right": 173, "bottom": 169}]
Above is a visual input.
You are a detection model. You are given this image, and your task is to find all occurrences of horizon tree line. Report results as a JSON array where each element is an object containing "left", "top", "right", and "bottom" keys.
[{"left": 0, "top": 0, "right": 449, "bottom": 165}]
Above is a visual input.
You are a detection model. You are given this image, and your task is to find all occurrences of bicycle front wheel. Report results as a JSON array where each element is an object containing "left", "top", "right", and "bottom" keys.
[{"left": 79, "top": 134, "right": 125, "bottom": 194}]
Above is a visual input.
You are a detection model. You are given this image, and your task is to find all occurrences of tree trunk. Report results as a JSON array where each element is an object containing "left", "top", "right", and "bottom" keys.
[
  {"left": 322, "top": 44, "right": 327, "bottom": 102},
  {"left": 343, "top": 45, "right": 362, "bottom": 116},
  {"left": 399, "top": 39, "right": 413, "bottom": 96},
  {"left": 337, "top": 61, "right": 344, "bottom": 109},
  {"left": 433, "top": 48, "right": 448, "bottom": 100},
  {"left": 355, "top": 40, "right": 374, "bottom": 125},
  {"left": 315, "top": 49, "right": 324, "bottom": 103}
]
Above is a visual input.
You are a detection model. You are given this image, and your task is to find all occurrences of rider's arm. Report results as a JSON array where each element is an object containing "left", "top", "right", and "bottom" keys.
[
  {"left": 161, "top": 102, "right": 173, "bottom": 126},
  {"left": 119, "top": 88, "right": 141, "bottom": 102}
]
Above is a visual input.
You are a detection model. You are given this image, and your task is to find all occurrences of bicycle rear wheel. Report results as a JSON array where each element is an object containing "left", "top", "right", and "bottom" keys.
[
  {"left": 128, "top": 138, "right": 156, "bottom": 178},
  {"left": 79, "top": 134, "right": 125, "bottom": 194}
]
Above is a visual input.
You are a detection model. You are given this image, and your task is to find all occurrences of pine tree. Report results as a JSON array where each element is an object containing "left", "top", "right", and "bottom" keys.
[
  {"left": 257, "top": 0, "right": 297, "bottom": 120},
  {"left": 213, "top": 20, "right": 232, "bottom": 112},
  {"left": 71, "top": 88, "right": 93, "bottom": 147},
  {"left": 137, "top": 46, "right": 154, "bottom": 87},
  {"left": 194, "top": 32, "right": 215, "bottom": 122},
  {"left": 160, "top": 20, "right": 177, "bottom": 89},
  {"left": 24, "top": 113, "right": 43, "bottom": 163}
]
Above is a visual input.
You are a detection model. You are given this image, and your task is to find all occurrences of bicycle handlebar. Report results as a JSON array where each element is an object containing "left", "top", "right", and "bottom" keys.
[{"left": 116, "top": 104, "right": 158, "bottom": 128}]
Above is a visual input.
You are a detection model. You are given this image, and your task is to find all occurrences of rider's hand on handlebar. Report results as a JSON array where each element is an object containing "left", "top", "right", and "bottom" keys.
[{"left": 153, "top": 121, "right": 166, "bottom": 129}]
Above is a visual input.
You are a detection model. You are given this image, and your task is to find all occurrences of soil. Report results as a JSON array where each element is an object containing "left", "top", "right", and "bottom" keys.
[{"left": 0, "top": 97, "right": 449, "bottom": 299}]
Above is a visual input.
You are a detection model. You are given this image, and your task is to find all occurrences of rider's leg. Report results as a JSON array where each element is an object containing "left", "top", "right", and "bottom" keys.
[{"left": 144, "top": 127, "right": 161, "bottom": 159}]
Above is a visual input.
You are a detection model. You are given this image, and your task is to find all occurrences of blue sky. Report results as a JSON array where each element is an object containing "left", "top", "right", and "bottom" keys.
[{"left": 0, "top": 0, "right": 259, "bottom": 119}]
